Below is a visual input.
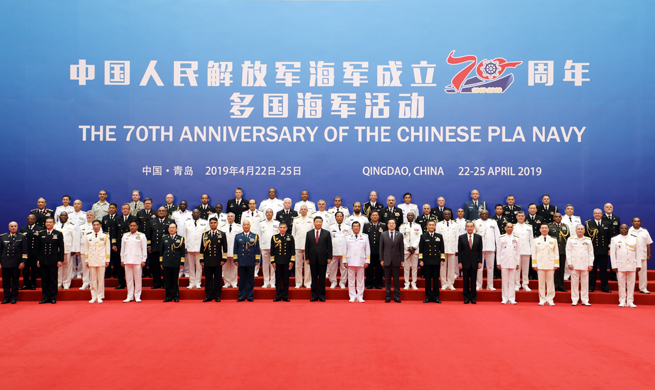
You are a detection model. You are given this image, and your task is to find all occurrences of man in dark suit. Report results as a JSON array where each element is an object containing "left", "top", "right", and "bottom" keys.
[
  {"left": 458, "top": 221, "right": 483, "bottom": 304},
  {"left": 304, "top": 216, "right": 332, "bottom": 302},
  {"left": 379, "top": 219, "right": 404, "bottom": 303},
  {"left": 536, "top": 194, "right": 558, "bottom": 224},
  {"left": 380, "top": 195, "right": 403, "bottom": 226},
  {"left": 419, "top": 220, "right": 445, "bottom": 303},
  {"left": 114, "top": 203, "right": 137, "bottom": 289},
  {"left": 226, "top": 187, "right": 249, "bottom": 224},
  {"left": 20, "top": 214, "right": 44, "bottom": 290},
  {"left": 1, "top": 222, "right": 27, "bottom": 304},
  {"left": 37, "top": 217, "right": 65, "bottom": 304},
  {"left": 146, "top": 207, "right": 174, "bottom": 289},
  {"left": 586, "top": 208, "right": 612, "bottom": 292},
  {"left": 463, "top": 189, "right": 486, "bottom": 221},
  {"left": 363, "top": 211, "right": 386, "bottom": 289},
  {"left": 431, "top": 197, "right": 452, "bottom": 221},
  {"left": 195, "top": 194, "right": 215, "bottom": 220},
  {"left": 101, "top": 203, "right": 119, "bottom": 279},
  {"left": 200, "top": 217, "right": 228, "bottom": 302}
]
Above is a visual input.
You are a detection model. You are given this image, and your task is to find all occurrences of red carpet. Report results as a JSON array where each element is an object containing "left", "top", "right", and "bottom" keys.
[{"left": 1, "top": 301, "right": 653, "bottom": 389}]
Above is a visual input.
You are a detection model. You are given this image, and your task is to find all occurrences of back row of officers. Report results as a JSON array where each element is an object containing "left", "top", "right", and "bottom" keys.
[{"left": 1, "top": 188, "right": 650, "bottom": 307}]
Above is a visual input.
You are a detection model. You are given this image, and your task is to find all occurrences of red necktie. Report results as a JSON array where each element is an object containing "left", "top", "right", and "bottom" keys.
[
  {"left": 315, "top": 230, "right": 319, "bottom": 243},
  {"left": 469, "top": 235, "right": 473, "bottom": 249}
]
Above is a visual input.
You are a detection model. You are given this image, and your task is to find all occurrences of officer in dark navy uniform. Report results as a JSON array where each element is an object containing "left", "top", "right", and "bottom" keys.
[
  {"left": 418, "top": 220, "right": 445, "bottom": 303},
  {"left": 380, "top": 195, "right": 403, "bottom": 226},
  {"left": 1, "top": 222, "right": 28, "bottom": 304},
  {"left": 226, "top": 188, "right": 249, "bottom": 224},
  {"left": 200, "top": 217, "right": 228, "bottom": 302},
  {"left": 146, "top": 207, "right": 174, "bottom": 289},
  {"left": 233, "top": 220, "right": 261, "bottom": 302},
  {"left": 525, "top": 204, "right": 543, "bottom": 280},
  {"left": 586, "top": 208, "right": 612, "bottom": 293},
  {"left": 113, "top": 204, "right": 136, "bottom": 289},
  {"left": 160, "top": 223, "right": 185, "bottom": 302},
  {"left": 31, "top": 198, "right": 54, "bottom": 228},
  {"left": 270, "top": 222, "right": 295, "bottom": 302},
  {"left": 20, "top": 214, "right": 44, "bottom": 290},
  {"left": 417, "top": 204, "right": 438, "bottom": 232},
  {"left": 37, "top": 217, "right": 65, "bottom": 304},
  {"left": 602, "top": 203, "right": 621, "bottom": 282},
  {"left": 502, "top": 195, "right": 521, "bottom": 224},
  {"left": 137, "top": 198, "right": 157, "bottom": 233},
  {"left": 195, "top": 194, "right": 215, "bottom": 220},
  {"left": 101, "top": 203, "right": 120, "bottom": 279},
  {"left": 363, "top": 211, "right": 387, "bottom": 289},
  {"left": 536, "top": 194, "right": 558, "bottom": 224},
  {"left": 363, "top": 190, "right": 384, "bottom": 220},
  {"left": 491, "top": 204, "right": 509, "bottom": 235}
]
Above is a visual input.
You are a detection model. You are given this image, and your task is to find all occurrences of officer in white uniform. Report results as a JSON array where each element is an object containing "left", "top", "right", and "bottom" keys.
[
  {"left": 610, "top": 224, "right": 641, "bottom": 307},
  {"left": 68, "top": 200, "right": 87, "bottom": 279},
  {"left": 258, "top": 188, "right": 285, "bottom": 215},
  {"left": 84, "top": 220, "right": 110, "bottom": 303},
  {"left": 292, "top": 205, "right": 314, "bottom": 289},
  {"left": 474, "top": 210, "right": 501, "bottom": 291},
  {"left": 513, "top": 212, "right": 534, "bottom": 291},
  {"left": 328, "top": 196, "right": 350, "bottom": 220},
  {"left": 397, "top": 192, "right": 419, "bottom": 224},
  {"left": 172, "top": 201, "right": 193, "bottom": 277},
  {"left": 344, "top": 221, "right": 370, "bottom": 302},
  {"left": 437, "top": 210, "right": 458, "bottom": 290},
  {"left": 454, "top": 209, "right": 468, "bottom": 235},
  {"left": 629, "top": 218, "right": 652, "bottom": 294},
  {"left": 55, "top": 212, "right": 80, "bottom": 290},
  {"left": 561, "top": 205, "right": 582, "bottom": 281},
  {"left": 184, "top": 209, "right": 208, "bottom": 289},
  {"left": 399, "top": 212, "right": 422, "bottom": 290},
  {"left": 312, "top": 200, "right": 334, "bottom": 230},
  {"left": 220, "top": 213, "right": 242, "bottom": 288},
  {"left": 496, "top": 223, "right": 520, "bottom": 304},
  {"left": 329, "top": 211, "right": 351, "bottom": 289},
  {"left": 77, "top": 211, "right": 96, "bottom": 289},
  {"left": 260, "top": 209, "right": 280, "bottom": 288},
  {"left": 566, "top": 224, "right": 594, "bottom": 306},
  {"left": 532, "top": 224, "right": 559, "bottom": 306},
  {"left": 120, "top": 220, "right": 147, "bottom": 302},
  {"left": 54, "top": 195, "right": 75, "bottom": 223},
  {"left": 294, "top": 190, "right": 316, "bottom": 214},
  {"left": 241, "top": 199, "right": 264, "bottom": 277},
  {"left": 345, "top": 202, "right": 368, "bottom": 228},
  {"left": 207, "top": 206, "right": 228, "bottom": 232}
]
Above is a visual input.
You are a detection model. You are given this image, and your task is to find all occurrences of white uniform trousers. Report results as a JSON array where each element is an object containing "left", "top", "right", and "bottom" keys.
[
  {"left": 617, "top": 271, "right": 636, "bottom": 306},
  {"left": 440, "top": 254, "right": 456, "bottom": 289},
  {"left": 58, "top": 253, "right": 73, "bottom": 289},
  {"left": 78, "top": 258, "right": 90, "bottom": 288},
  {"left": 294, "top": 250, "right": 311, "bottom": 288},
  {"left": 254, "top": 262, "right": 260, "bottom": 277},
  {"left": 501, "top": 268, "right": 516, "bottom": 304},
  {"left": 125, "top": 264, "right": 142, "bottom": 300},
  {"left": 515, "top": 255, "right": 531, "bottom": 289},
  {"left": 454, "top": 254, "right": 460, "bottom": 278},
  {"left": 260, "top": 249, "right": 275, "bottom": 288},
  {"left": 537, "top": 269, "right": 555, "bottom": 305},
  {"left": 477, "top": 251, "right": 495, "bottom": 290},
  {"left": 570, "top": 269, "right": 589, "bottom": 305},
  {"left": 222, "top": 258, "right": 238, "bottom": 288},
  {"left": 328, "top": 255, "right": 347, "bottom": 287},
  {"left": 348, "top": 266, "right": 365, "bottom": 301},
  {"left": 179, "top": 262, "right": 189, "bottom": 278},
  {"left": 638, "top": 260, "right": 649, "bottom": 292},
  {"left": 564, "top": 264, "right": 571, "bottom": 281},
  {"left": 186, "top": 252, "right": 202, "bottom": 288},
  {"left": 404, "top": 253, "right": 419, "bottom": 288},
  {"left": 70, "top": 254, "right": 81, "bottom": 278},
  {"left": 89, "top": 266, "right": 106, "bottom": 300}
]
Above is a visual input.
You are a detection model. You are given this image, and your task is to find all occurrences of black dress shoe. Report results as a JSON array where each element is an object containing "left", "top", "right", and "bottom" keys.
[
  {"left": 273, "top": 298, "right": 280, "bottom": 302},
  {"left": 39, "top": 300, "right": 49, "bottom": 304},
  {"left": 1, "top": 299, "right": 10, "bottom": 304},
  {"left": 247, "top": 298, "right": 253, "bottom": 302},
  {"left": 115, "top": 285, "right": 126, "bottom": 290},
  {"left": 283, "top": 298, "right": 290, "bottom": 302},
  {"left": 215, "top": 298, "right": 221, "bottom": 302},
  {"left": 30, "top": 287, "right": 36, "bottom": 290},
  {"left": 11, "top": 300, "right": 17, "bottom": 304},
  {"left": 237, "top": 298, "right": 245, "bottom": 302},
  {"left": 464, "top": 300, "right": 469, "bottom": 304},
  {"left": 385, "top": 297, "right": 391, "bottom": 303},
  {"left": 423, "top": 299, "right": 430, "bottom": 303},
  {"left": 589, "top": 289, "right": 595, "bottom": 292},
  {"left": 310, "top": 298, "right": 318, "bottom": 302},
  {"left": 174, "top": 298, "right": 179, "bottom": 302},
  {"left": 203, "top": 298, "right": 212, "bottom": 302},
  {"left": 163, "top": 298, "right": 172, "bottom": 302},
  {"left": 435, "top": 300, "right": 441, "bottom": 304},
  {"left": 471, "top": 300, "right": 477, "bottom": 304},
  {"left": 19, "top": 286, "right": 29, "bottom": 290},
  {"left": 394, "top": 298, "right": 401, "bottom": 303},
  {"left": 51, "top": 300, "right": 56, "bottom": 304},
  {"left": 319, "top": 298, "right": 325, "bottom": 302},
  {"left": 602, "top": 289, "right": 611, "bottom": 293}
]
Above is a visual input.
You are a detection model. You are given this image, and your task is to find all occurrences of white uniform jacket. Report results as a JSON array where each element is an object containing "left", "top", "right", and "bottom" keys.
[{"left": 344, "top": 234, "right": 370, "bottom": 267}]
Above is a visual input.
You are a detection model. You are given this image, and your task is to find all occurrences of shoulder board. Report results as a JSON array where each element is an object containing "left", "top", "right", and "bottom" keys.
[
  {"left": 46, "top": 209, "right": 53, "bottom": 212},
  {"left": 293, "top": 215, "right": 300, "bottom": 219},
  {"left": 203, "top": 229, "right": 211, "bottom": 234},
  {"left": 235, "top": 223, "right": 242, "bottom": 227},
  {"left": 86, "top": 231, "right": 93, "bottom": 235},
  {"left": 122, "top": 232, "right": 130, "bottom": 236},
  {"left": 56, "top": 206, "right": 63, "bottom": 210},
  {"left": 308, "top": 201, "right": 315, "bottom": 204},
  {"left": 500, "top": 234, "right": 506, "bottom": 237},
  {"left": 0, "top": 233, "right": 6, "bottom": 237}
]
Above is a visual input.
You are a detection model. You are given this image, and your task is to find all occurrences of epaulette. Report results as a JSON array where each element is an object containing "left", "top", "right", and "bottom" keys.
[
  {"left": 86, "top": 231, "right": 93, "bottom": 235},
  {"left": 123, "top": 232, "right": 130, "bottom": 236},
  {"left": 0, "top": 233, "right": 6, "bottom": 237},
  {"left": 46, "top": 209, "right": 53, "bottom": 212},
  {"left": 500, "top": 234, "right": 506, "bottom": 237},
  {"left": 293, "top": 215, "right": 300, "bottom": 219}
]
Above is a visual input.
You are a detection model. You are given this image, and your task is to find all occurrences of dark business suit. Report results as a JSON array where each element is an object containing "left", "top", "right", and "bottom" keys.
[
  {"left": 37, "top": 229, "right": 65, "bottom": 302},
  {"left": 19, "top": 224, "right": 44, "bottom": 289},
  {"left": 457, "top": 233, "right": 483, "bottom": 302},
  {"left": 305, "top": 229, "right": 332, "bottom": 301},
  {"left": 379, "top": 230, "right": 404, "bottom": 300}
]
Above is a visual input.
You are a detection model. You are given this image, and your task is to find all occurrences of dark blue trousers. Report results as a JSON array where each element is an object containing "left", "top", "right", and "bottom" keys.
[{"left": 238, "top": 266, "right": 255, "bottom": 300}]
